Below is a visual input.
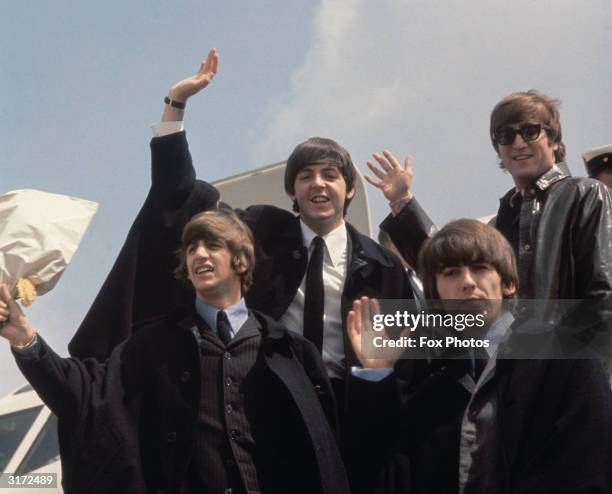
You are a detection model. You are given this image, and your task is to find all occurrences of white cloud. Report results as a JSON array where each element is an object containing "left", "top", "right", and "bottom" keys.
[{"left": 255, "top": 0, "right": 612, "bottom": 224}]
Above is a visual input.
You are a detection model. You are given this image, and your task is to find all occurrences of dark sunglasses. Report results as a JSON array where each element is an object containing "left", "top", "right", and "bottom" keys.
[{"left": 493, "top": 123, "right": 550, "bottom": 146}]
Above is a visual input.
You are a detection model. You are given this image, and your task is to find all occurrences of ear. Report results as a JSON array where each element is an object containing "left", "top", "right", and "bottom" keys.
[
  {"left": 502, "top": 281, "right": 516, "bottom": 298},
  {"left": 346, "top": 186, "right": 356, "bottom": 201},
  {"left": 233, "top": 256, "right": 248, "bottom": 274}
]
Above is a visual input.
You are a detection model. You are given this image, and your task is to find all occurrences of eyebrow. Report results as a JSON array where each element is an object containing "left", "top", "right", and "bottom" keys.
[{"left": 299, "top": 164, "right": 341, "bottom": 173}]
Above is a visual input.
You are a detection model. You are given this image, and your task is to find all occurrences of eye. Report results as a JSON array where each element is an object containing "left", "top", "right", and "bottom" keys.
[
  {"left": 206, "top": 241, "right": 222, "bottom": 250},
  {"left": 297, "top": 171, "right": 312, "bottom": 181},
  {"left": 441, "top": 267, "right": 460, "bottom": 278},
  {"left": 322, "top": 167, "right": 341, "bottom": 180}
]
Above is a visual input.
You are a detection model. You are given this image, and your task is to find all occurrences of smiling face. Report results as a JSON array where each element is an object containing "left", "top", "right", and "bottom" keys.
[
  {"left": 490, "top": 91, "right": 566, "bottom": 190},
  {"left": 496, "top": 122, "right": 558, "bottom": 189},
  {"left": 175, "top": 210, "right": 255, "bottom": 309},
  {"left": 186, "top": 238, "right": 244, "bottom": 307},
  {"left": 290, "top": 163, "right": 355, "bottom": 235}
]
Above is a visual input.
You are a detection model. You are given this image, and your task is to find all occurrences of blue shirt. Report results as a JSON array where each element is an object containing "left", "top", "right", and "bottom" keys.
[{"left": 194, "top": 297, "right": 249, "bottom": 340}]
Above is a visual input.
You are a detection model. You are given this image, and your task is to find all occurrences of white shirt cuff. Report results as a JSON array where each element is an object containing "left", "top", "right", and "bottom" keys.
[
  {"left": 151, "top": 121, "right": 184, "bottom": 137},
  {"left": 350, "top": 367, "right": 393, "bottom": 382}
]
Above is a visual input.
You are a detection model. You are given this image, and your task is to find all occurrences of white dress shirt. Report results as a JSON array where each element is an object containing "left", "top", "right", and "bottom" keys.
[{"left": 279, "top": 220, "right": 349, "bottom": 379}]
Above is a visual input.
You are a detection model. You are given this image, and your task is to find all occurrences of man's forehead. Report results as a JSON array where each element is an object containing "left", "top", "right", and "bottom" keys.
[
  {"left": 187, "top": 237, "right": 225, "bottom": 247},
  {"left": 437, "top": 260, "right": 493, "bottom": 270},
  {"left": 500, "top": 120, "right": 543, "bottom": 128},
  {"left": 499, "top": 107, "right": 548, "bottom": 127}
]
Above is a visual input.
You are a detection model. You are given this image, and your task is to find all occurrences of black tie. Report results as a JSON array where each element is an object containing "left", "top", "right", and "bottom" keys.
[
  {"left": 216, "top": 310, "right": 232, "bottom": 346},
  {"left": 303, "top": 236, "right": 325, "bottom": 352}
]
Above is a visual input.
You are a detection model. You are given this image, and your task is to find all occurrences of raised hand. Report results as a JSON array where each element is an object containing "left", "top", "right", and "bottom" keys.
[
  {"left": 168, "top": 48, "right": 219, "bottom": 102},
  {"left": 365, "top": 150, "right": 414, "bottom": 203},
  {"left": 0, "top": 284, "right": 36, "bottom": 347},
  {"left": 347, "top": 297, "right": 396, "bottom": 369}
]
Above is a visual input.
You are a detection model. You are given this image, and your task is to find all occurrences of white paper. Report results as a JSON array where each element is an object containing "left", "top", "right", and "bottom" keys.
[{"left": 0, "top": 189, "right": 98, "bottom": 298}]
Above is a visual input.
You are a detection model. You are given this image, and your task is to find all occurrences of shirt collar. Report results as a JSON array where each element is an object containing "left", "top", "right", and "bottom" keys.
[
  {"left": 194, "top": 297, "right": 249, "bottom": 336},
  {"left": 483, "top": 310, "right": 515, "bottom": 358},
  {"left": 300, "top": 219, "right": 348, "bottom": 267}
]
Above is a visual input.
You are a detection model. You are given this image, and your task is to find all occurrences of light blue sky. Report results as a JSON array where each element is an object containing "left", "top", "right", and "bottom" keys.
[{"left": 2, "top": 0, "right": 611, "bottom": 395}]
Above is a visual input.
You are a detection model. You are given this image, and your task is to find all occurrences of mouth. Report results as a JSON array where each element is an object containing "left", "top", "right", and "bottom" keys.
[
  {"left": 195, "top": 265, "right": 214, "bottom": 275},
  {"left": 310, "top": 195, "right": 330, "bottom": 204},
  {"left": 512, "top": 154, "right": 532, "bottom": 162},
  {"left": 459, "top": 294, "right": 488, "bottom": 304}
]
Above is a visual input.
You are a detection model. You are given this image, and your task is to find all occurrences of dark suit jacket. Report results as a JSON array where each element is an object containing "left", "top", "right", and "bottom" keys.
[
  {"left": 70, "top": 131, "right": 413, "bottom": 374},
  {"left": 239, "top": 203, "right": 413, "bottom": 372},
  {"left": 344, "top": 356, "right": 612, "bottom": 494},
  {"left": 16, "top": 310, "right": 350, "bottom": 494}
]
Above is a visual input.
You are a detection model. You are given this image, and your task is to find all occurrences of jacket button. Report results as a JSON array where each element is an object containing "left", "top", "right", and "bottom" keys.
[
  {"left": 225, "top": 377, "right": 233, "bottom": 387},
  {"left": 230, "top": 429, "right": 240, "bottom": 440},
  {"left": 225, "top": 404, "right": 233, "bottom": 414},
  {"left": 180, "top": 371, "right": 191, "bottom": 383},
  {"left": 292, "top": 250, "right": 301, "bottom": 259},
  {"left": 167, "top": 431, "right": 177, "bottom": 443},
  {"left": 314, "top": 384, "right": 322, "bottom": 391},
  {"left": 524, "top": 244, "right": 531, "bottom": 251},
  {"left": 224, "top": 351, "right": 232, "bottom": 360}
]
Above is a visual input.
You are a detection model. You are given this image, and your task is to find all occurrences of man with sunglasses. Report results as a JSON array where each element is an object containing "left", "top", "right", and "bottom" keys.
[{"left": 368, "top": 90, "right": 612, "bottom": 304}]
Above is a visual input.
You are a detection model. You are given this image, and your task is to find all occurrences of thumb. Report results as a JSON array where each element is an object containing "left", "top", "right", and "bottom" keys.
[{"left": 0, "top": 284, "right": 21, "bottom": 314}]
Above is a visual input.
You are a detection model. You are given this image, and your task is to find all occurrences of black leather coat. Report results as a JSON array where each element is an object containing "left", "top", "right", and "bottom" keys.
[
  {"left": 383, "top": 164, "right": 612, "bottom": 301},
  {"left": 382, "top": 164, "right": 612, "bottom": 359}
]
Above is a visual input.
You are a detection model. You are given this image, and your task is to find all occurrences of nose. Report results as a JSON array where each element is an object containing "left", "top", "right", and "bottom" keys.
[
  {"left": 460, "top": 268, "right": 477, "bottom": 291},
  {"left": 193, "top": 243, "right": 210, "bottom": 258},
  {"left": 311, "top": 172, "right": 325, "bottom": 188},
  {"left": 511, "top": 132, "right": 527, "bottom": 147}
]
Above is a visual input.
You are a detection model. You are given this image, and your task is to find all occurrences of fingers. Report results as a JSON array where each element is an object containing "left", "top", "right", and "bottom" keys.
[
  {"left": 364, "top": 173, "right": 384, "bottom": 190},
  {"left": 201, "top": 47, "right": 219, "bottom": 76},
  {"left": 366, "top": 161, "right": 386, "bottom": 180},
  {"left": 359, "top": 296, "right": 372, "bottom": 334},
  {"left": 403, "top": 155, "right": 413, "bottom": 171},
  {"left": 348, "top": 299, "right": 362, "bottom": 337},
  {"left": 0, "top": 284, "right": 12, "bottom": 326},
  {"left": 198, "top": 48, "right": 219, "bottom": 78},
  {"left": 381, "top": 150, "right": 402, "bottom": 169},
  {"left": 370, "top": 298, "right": 381, "bottom": 317},
  {"left": 0, "top": 299, "right": 8, "bottom": 323},
  {"left": 0, "top": 284, "right": 21, "bottom": 318},
  {"left": 0, "top": 284, "right": 12, "bottom": 306},
  {"left": 372, "top": 152, "right": 393, "bottom": 173}
]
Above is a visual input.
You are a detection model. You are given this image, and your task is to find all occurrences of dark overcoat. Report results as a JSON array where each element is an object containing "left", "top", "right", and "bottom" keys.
[
  {"left": 16, "top": 310, "right": 350, "bottom": 494},
  {"left": 344, "top": 355, "right": 612, "bottom": 494}
]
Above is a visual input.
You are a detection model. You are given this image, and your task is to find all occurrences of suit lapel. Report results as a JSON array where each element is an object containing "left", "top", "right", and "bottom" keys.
[{"left": 231, "top": 314, "right": 262, "bottom": 345}]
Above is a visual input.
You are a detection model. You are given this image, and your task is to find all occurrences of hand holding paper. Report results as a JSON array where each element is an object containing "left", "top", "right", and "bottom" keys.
[{"left": 0, "top": 189, "right": 98, "bottom": 305}]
